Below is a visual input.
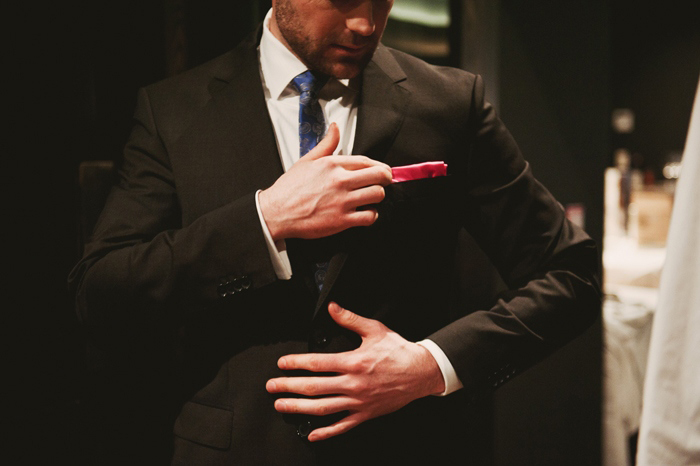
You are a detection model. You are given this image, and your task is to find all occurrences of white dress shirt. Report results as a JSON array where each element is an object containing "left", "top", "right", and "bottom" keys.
[{"left": 254, "top": 9, "right": 462, "bottom": 395}]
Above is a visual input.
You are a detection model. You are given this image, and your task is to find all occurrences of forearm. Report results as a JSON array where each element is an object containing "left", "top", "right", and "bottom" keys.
[
  {"left": 72, "top": 191, "right": 279, "bottom": 326},
  {"left": 429, "top": 226, "right": 601, "bottom": 396},
  {"left": 428, "top": 74, "right": 602, "bottom": 396},
  {"left": 69, "top": 87, "right": 280, "bottom": 338}
]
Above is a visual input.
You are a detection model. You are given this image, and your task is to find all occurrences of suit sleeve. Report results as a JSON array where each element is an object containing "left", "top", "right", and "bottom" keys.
[
  {"left": 68, "top": 87, "right": 279, "bottom": 344},
  {"left": 427, "top": 75, "right": 602, "bottom": 397}
]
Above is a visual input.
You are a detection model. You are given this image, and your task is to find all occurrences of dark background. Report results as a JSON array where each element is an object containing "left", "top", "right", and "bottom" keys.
[{"left": 13, "top": 0, "right": 699, "bottom": 464}]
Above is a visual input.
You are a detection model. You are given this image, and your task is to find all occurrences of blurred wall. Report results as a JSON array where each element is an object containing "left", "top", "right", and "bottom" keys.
[
  {"left": 494, "top": 2, "right": 609, "bottom": 465},
  {"left": 15, "top": 2, "right": 270, "bottom": 463},
  {"left": 611, "top": 0, "right": 700, "bottom": 178}
]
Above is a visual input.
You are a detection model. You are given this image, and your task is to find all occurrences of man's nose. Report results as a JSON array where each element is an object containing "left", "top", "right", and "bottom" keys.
[{"left": 346, "top": 1, "right": 376, "bottom": 37}]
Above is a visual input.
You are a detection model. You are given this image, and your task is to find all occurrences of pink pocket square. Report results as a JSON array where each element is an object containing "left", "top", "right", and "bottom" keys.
[{"left": 391, "top": 161, "right": 448, "bottom": 183}]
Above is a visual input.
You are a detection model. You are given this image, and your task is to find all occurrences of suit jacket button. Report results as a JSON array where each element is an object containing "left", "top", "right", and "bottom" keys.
[
  {"left": 315, "top": 335, "right": 329, "bottom": 347},
  {"left": 241, "top": 276, "right": 251, "bottom": 289},
  {"left": 312, "top": 330, "right": 330, "bottom": 348},
  {"left": 217, "top": 284, "right": 228, "bottom": 298},
  {"left": 297, "top": 421, "right": 312, "bottom": 439}
]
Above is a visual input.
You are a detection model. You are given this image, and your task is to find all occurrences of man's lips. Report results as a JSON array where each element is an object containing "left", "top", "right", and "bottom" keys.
[{"left": 332, "top": 43, "right": 370, "bottom": 54}]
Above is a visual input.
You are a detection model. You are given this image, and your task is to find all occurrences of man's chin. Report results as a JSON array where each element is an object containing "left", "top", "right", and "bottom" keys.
[
  {"left": 325, "top": 64, "right": 361, "bottom": 79},
  {"left": 322, "top": 56, "right": 373, "bottom": 79}
]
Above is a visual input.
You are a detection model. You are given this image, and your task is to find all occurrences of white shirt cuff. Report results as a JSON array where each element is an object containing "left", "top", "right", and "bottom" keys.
[
  {"left": 417, "top": 339, "right": 463, "bottom": 396},
  {"left": 255, "top": 189, "right": 292, "bottom": 280}
]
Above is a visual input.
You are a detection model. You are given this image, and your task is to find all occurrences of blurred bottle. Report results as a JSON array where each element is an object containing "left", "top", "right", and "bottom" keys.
[{"left": 616, "top": 148, "right": 632, "bottom": 234}]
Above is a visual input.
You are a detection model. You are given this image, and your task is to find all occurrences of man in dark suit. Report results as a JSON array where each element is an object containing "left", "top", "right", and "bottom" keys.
[{"left": 70, "top": 0, "right": 601, "bottom": 464}]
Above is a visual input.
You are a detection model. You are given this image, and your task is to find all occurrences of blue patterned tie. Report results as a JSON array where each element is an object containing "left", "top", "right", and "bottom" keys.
[
  {"left": 291, "top": 70, "right": 328, "bottom": 156},
  {"left": 291, "top": 71, "right": 329, "bottom": 290}
]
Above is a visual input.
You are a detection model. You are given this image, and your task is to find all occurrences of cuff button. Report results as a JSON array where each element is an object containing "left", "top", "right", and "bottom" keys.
[
  {"left": 297, "top": 421, "right": 312, "bottom": 439},
  {"left": 241, "top": 276, "right": 252, "bottom": 289}
]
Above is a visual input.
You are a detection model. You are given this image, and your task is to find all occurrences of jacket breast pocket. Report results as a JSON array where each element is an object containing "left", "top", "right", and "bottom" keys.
[
  {"left": 385, "top": 175, "right": 450, "bottom": 201},
  {"left": 173, "top": 401, "right": 233, "bottom": 450},
  {"left": 374, "top": 175, "right": 457, "bottom": 233}
]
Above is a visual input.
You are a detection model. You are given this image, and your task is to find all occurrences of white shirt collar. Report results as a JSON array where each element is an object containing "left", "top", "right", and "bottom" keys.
[{"left": 259, "top": 9, "right": 355, "bottom": 100}]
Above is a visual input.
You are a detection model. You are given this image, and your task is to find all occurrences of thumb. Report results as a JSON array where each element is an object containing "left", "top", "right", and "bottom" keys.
[
  {"left": 328, "top": 302, "right": 380, "bottom": 338},
  {"left": 305, "top": 123, "right": 340, "bottom": 160}
]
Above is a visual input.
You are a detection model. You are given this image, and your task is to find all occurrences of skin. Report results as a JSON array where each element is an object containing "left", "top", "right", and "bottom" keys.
[
  {"left": 270, "top": 0, "right": 394, "bottom": 79},
  {"left": 261, "top": 0, "right": 396, "bottom": 239},
  {"left": 261, "top": 133, "right": 445, "bottom": 442},
  {"left": 259, "top": 123, "right": 392, "bottom": 240},
  {"left": 267, "top": 303, "right": 445, "bottom": 442},
  {"left": 260, "top": 0, "right": 446, "bottom": 442}
]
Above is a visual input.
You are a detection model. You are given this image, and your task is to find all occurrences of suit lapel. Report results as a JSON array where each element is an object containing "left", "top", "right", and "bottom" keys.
[
  {"left": 203, "top": 30, "right": 284, "bottom": 196},
  {"left": 352, "top": 45, "right": 410, "bottom": 161},
  {"left": 195, "top": 37, "right": 410, "bottom": 319},
  {"left": 313, "top": 45, "right": 410, "bottom": 319}
]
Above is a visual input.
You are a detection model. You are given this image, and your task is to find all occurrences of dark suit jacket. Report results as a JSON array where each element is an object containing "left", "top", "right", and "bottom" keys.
[{"left": 69, "top": 29, "right": 601, "bottom": 465}]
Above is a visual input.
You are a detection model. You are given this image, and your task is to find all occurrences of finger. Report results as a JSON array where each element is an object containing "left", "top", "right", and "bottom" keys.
[
  {"left": 332, "top": 156, "right": 392, "bottom": 173},
  {"left": 305, "top": 123, "right": 340, "bottom": 160},
  {"left": 308, "top": 413, "right": 364, "bottom": 442},
  {"left": 342, "top": 165, "right": 393, "bottom": 189},
  {"left": 338, "top": 209, "right": 379, "bottom": 228},
  {"left": 273, "top": 396, "right": 360, "bottom": 417},
  {"left": 277, "top": 352, "right": 348, "bottom": 372},
  {"left": 345, "top": 185, "right": 385, "bottom": 209},
  {"left": 266, "top": 375, "right": 352, "bottom": 396},
  {"left": 328, "top": 303, "right": 383, "bottom": 338}
]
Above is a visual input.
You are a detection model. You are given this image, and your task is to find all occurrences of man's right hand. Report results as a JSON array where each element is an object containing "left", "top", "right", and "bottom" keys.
[{"left": 258, "top": 123, "right": 392, "bottom": 240}]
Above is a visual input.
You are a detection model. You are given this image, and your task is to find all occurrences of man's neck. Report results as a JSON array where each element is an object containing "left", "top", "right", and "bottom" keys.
[{"left": 267, "top": 8, "right": 309, "bottom": 70}]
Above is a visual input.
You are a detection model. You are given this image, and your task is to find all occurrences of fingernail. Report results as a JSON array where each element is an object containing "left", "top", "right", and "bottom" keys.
[
  {"left": 308, "top": 432, "right": 318, "bottom": 442},
  {"left": 278, "top": 358, "right": 287, "bottom": 369},
  {"left": 276, "top": 400, "right": 287, "bottom": 410},
  {"left": 267, "top": 380, "right": 276, "bottom": 391}
]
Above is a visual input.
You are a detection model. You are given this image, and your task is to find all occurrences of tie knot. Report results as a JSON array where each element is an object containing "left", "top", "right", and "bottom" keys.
[{"left": 291, "top": 70, "right": 328, "bottom": 99}]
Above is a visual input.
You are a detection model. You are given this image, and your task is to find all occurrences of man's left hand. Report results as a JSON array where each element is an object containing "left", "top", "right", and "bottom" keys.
[{"left": 266, "top": 302, "right": 445, "bottom": 442}]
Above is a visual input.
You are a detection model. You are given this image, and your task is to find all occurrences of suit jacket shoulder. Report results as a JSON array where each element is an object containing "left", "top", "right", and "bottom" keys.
[{"left": 139, "top": 35, "right": 259, "bottom": 148}]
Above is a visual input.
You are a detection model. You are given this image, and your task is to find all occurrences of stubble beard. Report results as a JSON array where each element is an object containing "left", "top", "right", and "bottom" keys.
[{"left": 274, "top": 0, "right": 375, "bottom": 79}]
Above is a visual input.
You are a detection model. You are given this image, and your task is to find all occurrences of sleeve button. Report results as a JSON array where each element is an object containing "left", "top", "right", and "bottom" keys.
[
  {"left": 314, "top": 335, "right": 329, "bottom": 347},
  {"left": 297, "top": 421, "right": 312, "bottom": 439},
  {"left": 241, "top": 276, "right": 252, "bottom": 289}
]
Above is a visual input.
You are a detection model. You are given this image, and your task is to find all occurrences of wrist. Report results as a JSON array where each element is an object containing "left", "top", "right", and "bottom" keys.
[
  {"left": 258, "top": 188, "right": 286, "bottom": 241},
  {"left": 415, "top": 343, "right": 446, "bottom": 396}
]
